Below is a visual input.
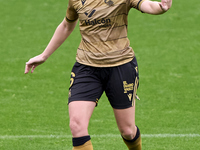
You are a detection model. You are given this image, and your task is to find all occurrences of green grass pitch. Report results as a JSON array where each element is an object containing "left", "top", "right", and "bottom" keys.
[{"left": 0, "top": 0, "right": 200, "bottom": 149}]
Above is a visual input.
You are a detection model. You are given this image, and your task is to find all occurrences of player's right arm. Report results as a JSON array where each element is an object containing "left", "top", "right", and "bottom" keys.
[{"left": 24, "top": 19, "right": 78, "bottom": 74}]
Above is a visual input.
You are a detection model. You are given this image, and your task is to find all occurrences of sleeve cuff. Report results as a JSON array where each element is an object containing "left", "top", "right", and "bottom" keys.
[
  {"left": 65, "top": 16, "right": 78, "bottom": 23},
  {"left": 137, "top": 0, "right": 146, "bottom": 11}
]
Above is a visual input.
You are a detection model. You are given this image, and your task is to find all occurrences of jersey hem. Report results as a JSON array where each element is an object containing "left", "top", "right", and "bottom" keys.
[{"left": 76, "top": 57, "right": 134, "bottom": 68}]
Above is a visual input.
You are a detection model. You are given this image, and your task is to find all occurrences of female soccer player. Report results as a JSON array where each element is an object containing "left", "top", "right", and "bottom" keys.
[{"left": 25, "top": 0, "right": 172, "bottom": 149}]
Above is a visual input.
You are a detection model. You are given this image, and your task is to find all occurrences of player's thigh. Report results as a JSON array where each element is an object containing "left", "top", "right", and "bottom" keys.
[
  {"left": 113, "top": 101, "right": 137, "bottom": 139},
  {"left": 69, "top": 101, "right": 96, "bottom": 122},
  {"left": 113, "top": 100, "right": 136, "bottom": 131},
  {"left": 69, "top": 101, "right": 96, "bottom": 136}
]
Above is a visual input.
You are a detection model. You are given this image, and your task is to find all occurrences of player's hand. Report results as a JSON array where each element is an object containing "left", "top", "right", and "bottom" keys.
[
  {"left": 24, "top": 54, "right": 46, "bottom": 74},
  {"left": 159, "top": 0, "right": 172, "bottom": 12}
]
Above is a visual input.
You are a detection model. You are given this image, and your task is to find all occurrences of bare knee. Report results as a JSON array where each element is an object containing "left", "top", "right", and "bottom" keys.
[
  {"left": 120, "top": 126, "right": 137, "bottom": 140},
  {"left": 69, "top": 117, "right": 88, "bottom": 137},
  {"left": 69, "top": 118, "right": 80, "bottom": 135}
]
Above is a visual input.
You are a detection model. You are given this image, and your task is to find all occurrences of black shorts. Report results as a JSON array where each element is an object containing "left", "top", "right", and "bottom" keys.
[{"left": 68, "top": 57, "right": 139, "bottom": 109}]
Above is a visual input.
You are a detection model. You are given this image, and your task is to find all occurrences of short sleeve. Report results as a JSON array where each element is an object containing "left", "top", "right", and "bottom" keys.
[
  {"left": 130, "top": 0, "right": 146, "bottom": 11},
  {"left": 66, "top": 0, "right": 78, "bottom": 22}
]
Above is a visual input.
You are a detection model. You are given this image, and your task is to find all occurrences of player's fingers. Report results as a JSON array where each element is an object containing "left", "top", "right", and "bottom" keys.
[
  {"left": 164, "top": 0, "right": 172, "bottom": 7},
  {"left": 160, "top": 0, "right": 171, "bottom": 11},
  {"left": 162, "top": 0, "right": 169, "bottom": 6},
  {"left": 163, "top": 0, "right": 167, "bottom": 6},
  {"left": 24, "top": 64, "right": 32, "bottom": 74},
  {"left": 31, "top": 65, "right": 38, "bottom": 73}
]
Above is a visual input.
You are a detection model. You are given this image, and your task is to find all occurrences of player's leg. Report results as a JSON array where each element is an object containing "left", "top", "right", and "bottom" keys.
[
  {"left": 104, "top": 57, "right": 141, "bottom": 149},
  {"left": 69, "top": 101, "right": 96, "bottom": 150},
  {"left": 68, "top": 62, "right": 104, "bottom": 150},
  {"left": 113, "top": 101, "right": 142, "bottom": 150}
]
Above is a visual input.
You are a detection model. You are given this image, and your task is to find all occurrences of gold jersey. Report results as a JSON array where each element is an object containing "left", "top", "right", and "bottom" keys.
[{"left": 66, "top": 0, "right": 145, "bottom": 67}]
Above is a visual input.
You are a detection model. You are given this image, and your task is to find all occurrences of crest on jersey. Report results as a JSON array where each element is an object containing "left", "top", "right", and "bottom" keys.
[
  {"left": 84, "top": 9, "right": 96, "bottom": 18},
  {"left": 104, "top": 0, "right": 114, "bottom": 6},
  {"left": 81, "top": 0, "right": 86, "bottom": 5}
]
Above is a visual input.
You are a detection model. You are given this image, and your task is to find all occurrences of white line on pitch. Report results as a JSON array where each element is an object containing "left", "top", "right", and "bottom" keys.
[{"left": 0, "top": 134, "right": 199, "bottom": 139}]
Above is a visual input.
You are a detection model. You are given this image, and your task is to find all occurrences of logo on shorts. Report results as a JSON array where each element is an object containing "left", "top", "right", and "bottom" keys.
[
  {"left": 123, "top": 81, "right": 134, "bottom": 93},
  {"left": 127, "top": 93, "right": 132, "bottom": 101}
]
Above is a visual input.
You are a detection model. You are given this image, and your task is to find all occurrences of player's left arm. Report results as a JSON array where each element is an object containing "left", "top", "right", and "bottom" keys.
[
  {"left": 24, "top": 19, "right": 77, "bottom": 74},
  {"left": 140, "top": 0, "right": 172, "bottom": 15}
]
